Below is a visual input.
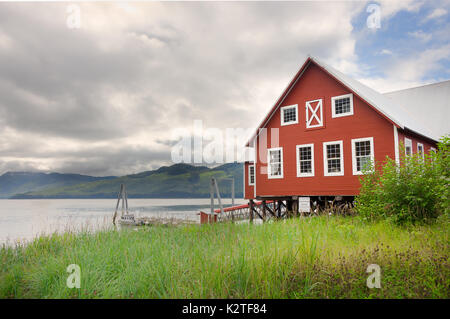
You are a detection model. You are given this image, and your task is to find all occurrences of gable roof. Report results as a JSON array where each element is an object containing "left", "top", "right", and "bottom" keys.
[
  {"left": 246, "top": 56, "right": 440, "bottom": 146},
  {"left": 383, "top": 80, "right": 450, "bottom": 141}
]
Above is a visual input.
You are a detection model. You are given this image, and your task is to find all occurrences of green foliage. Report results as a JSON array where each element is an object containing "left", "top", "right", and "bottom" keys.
[
  {"left": 356, "top": 136, "right": 449, "bottom": 225},
  {"left": 0, "top": 216, "right": 448, "bottom": 298}
]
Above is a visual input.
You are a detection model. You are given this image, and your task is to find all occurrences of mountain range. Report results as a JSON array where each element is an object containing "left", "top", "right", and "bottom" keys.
[{"left": 0, "top": 163, "right": 243, "bottom": 199}]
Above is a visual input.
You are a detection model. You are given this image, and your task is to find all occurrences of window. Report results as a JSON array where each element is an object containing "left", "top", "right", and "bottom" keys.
[
  {"left": 267, "top": 147, "right": 283, "bottom": 179},
  {"left": 323, "top": 141, "right": 344, "bottom": 176},
  {"left": 430, "top": 147, "right": 437, "bottom": 153},
  {"left": 248, "top": 165, "right": 255, "bottom": 186},
  {"left": 280, "top": 105, "right": 298, "bottom": 126},
  {"left": 296, "top": 144, "right": 314, "bottom": 177},
  {"left": 405, "top": 138, "right": 412, "bottom": 156},
  {"left": 351, "top": 137, "right": 374, "bottom": 175},
  {"left": 331, "top": 93, "right": 354, "bottom": 118},
  {"left": 417, "top": 143, "right": 424, "bottom": 161},
  {"left": 305, "top": 99, "right": 323, "bottom": 128}
]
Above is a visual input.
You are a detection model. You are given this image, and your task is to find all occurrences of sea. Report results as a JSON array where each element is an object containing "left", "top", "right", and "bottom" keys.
[{"left": 0, "top": 198, "right": 246, "bottom": 244}]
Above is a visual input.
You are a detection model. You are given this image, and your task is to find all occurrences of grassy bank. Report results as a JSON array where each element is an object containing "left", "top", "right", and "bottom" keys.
[{"left": 0, "top": 216, "right": 448, "bottom": 298}]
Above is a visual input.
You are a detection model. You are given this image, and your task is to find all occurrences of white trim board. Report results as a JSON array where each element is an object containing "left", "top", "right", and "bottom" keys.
[
  {"left": 323, "top": 140, "right": 344, "bottom": 176},
  {"left": 305, "top": 99, "right": 323, "bottom": 128},
  {"left": 331, "top": 93, "right": 354, "bottom": 118},
  {"left": 280, "top": 104, "right": 299, "bottom": 126},
  {"left": 267, "top": 147, "right": 284, "bottom": 179},
  {"left": 351, "top": 137, "right": 375, "bottom": 175},
  {"left": 296, "top": 143, "right": 315, "bottom": 177}
]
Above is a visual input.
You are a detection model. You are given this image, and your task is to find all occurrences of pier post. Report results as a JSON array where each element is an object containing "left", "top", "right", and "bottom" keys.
[
  {"left": 292, "top": 196, "right": 298, "bottom": 217},
  {"left": 249, "top": 200, "right": 254, "bottom": 223},
  {"left": 262, "top": 200, "right": 267, "bottom": 222}
]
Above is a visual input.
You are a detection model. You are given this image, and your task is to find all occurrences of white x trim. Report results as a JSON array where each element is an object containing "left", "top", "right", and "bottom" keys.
[{"left": 306, "top": 99, "right": 323, "bottom": 128}]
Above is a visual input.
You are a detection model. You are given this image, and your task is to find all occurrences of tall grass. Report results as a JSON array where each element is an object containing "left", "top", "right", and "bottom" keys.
[{"left": 0, "top": 215, "right": 448, "bottom": 298}]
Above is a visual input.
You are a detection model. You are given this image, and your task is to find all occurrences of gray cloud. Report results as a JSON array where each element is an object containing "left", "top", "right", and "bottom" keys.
[{"left": 0, "top": 1, "right": 439, "bottom": 176}]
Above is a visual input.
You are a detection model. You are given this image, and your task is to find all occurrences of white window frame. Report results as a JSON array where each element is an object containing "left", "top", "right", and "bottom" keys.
[
  {"left": 280, "top": 104, "right": 298, "bottom": 126},
  {"left": 248, "top": 164, "right": 255, "bottom": 186},
  {"left": 323, "top": 140, "right": 344, "bottom": 176},
  {"left": 405, "top": 138, "right": 412, "bottom": 156},
  {"left": 267, "top": 147, "right": 284, "bottom": 179},
  {"left": 417, "top": 143, "right": 424, "bottom": 161},
  {"left": 305, "top": 99, "right": 323, "bottom": 128},
  {"left": 351, "top": 137, "right": 375, "bottom": 175},
  {"left": 296, "top": 144, "right": 315, "bottom": 177},
  {"left": 331, "top": 93, "right": 354, "bottom": 118},
  {"left": 430, "top": 147, "right": 437, "bottom": 153}
]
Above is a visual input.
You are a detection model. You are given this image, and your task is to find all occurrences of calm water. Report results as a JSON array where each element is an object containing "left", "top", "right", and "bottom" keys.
[{"left": 0, "top": 198, "right": 246, "bottom": 244}]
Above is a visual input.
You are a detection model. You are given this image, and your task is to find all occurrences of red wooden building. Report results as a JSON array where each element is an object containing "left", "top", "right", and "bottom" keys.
[{"left": 243, "top": 56, "right": 443, "bottom": 209}]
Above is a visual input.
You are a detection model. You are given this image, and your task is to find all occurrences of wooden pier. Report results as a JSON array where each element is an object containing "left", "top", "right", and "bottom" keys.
[{"left": 198, "top": 199, "right": 294, "bottom": 224}]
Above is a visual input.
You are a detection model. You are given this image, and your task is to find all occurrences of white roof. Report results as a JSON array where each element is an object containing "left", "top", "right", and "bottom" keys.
[
  {"left": 311, "top": 56, "right": 440, "bottom": 141},
  {"left": 383, "top": 81, "right": 450, "bottom": 141}
]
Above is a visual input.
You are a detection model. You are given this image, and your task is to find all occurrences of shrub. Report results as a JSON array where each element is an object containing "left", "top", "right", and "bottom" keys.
[{"left": 355, "top": 136, "right": 449, "bottom": 225}]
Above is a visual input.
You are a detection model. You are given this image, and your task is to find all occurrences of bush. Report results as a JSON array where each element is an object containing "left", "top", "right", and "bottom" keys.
[{"left": 355, "top": 136, "right": 449, "bottom": 225}]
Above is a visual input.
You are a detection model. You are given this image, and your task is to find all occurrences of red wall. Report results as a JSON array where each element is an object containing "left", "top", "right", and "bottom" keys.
[
  {"left": 397, "top": 129, "right": 437, "bottom": 156},
  {"left": 254, "top": 63, "right": 398, "bottom": 197},
  {"left": 244, "top": 161, "right": 255, "bottom": 199}
]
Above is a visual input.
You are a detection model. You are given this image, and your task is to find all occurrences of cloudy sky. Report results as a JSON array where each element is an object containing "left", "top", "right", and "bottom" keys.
[{"left": 0, "top": 1, "right": 449, "bottom": 176}]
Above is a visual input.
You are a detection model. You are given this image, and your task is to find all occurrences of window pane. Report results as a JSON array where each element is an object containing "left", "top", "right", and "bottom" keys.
[
  {"left": 270, "top": 163, "right": 281, "bottom": 176},
  {"left": 269, "top": 150, "right": 280, "bottom": 163},
  {"left": 355, "top": 141, "right": 371, "bottom": 156},
  {"left": 283, "top": 107, "right": 296, "bottom": 123},
  {"left": 300, "top": 160, "right": 312, "bottom": 173},
  {"left": 328, "top": 159, "right": 341, "bottom": 172},
  {"left": 357, "top": 156, "right": 371, "bottom": 171},
  {"left": 334, "top": 97, "right": 351, "bottom": 114},
  {"left": 327, "top": 144, "right": 340, "bottom": 159},
  {"left": 298, "top": 146, "right": 312, "bottom": 174},
  {"left": 249, "top": 166, "right": 255, "bottom": 184}
]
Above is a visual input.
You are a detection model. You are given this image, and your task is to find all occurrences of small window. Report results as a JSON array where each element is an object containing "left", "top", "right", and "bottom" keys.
[
  {"left": 417, "top": 143, "right": 424, "bottom": 161},
  {"left": 267, "top": 147, "right": 283, "bottom": 179},
  {"left": 405, "top": 138, "right": 412, "bottom": 156},
  {"left": 352, "top": 137, "right": 374, "bottom": 175},
  {"left": 430, "top": 147, "right": 437, "bottom": 153},
  {"left": 331, "top": 93, "right": 354, "bottom": 118},
  {"left": 296, "top": 144, "right": 314, "bottom": 177},
  {"left": 280, "top": 105, "right": 298, "bottom": 126},
  {"left": 248, "top": 165, "right": 255, "bottom": 186},
  {"left": 305, "top": 99, "right": 323, "bottom": 128},
  {"left": 323, "top": 141, "right": 344, "bottom": 176}
]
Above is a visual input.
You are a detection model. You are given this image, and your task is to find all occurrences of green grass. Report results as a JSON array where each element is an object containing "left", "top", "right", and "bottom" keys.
[{"left": 0, "top": 216, "right": 448, "bottom": 298}]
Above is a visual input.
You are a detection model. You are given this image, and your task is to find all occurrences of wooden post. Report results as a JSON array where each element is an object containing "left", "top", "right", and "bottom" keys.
[
  {"left": 249, "top": 200, "right": 254, "bottom": 223},
  {"left": 292, "top": 196, "right": 298, "bottom": 217},
  {"left": 287, "top": 199, "right": 293, "bottom": 218},
  {"left": 262, "top": 200, "right": 267, "bottom": 221},
  {"left": 112, "top": 184, "right": 123, "bottom": 225},
  {"left": 210, "top": 179, "right": 215, "bottom": 223},
  {"left": 277, "top": 200, "right": 282, "bottom": 218},
  {"left": 212, "top": 178, "right": 224, "bottom": 215},
  {"left": 121, "top": 184, "right": 125, "bottom": 216},
  {"left": 124, "top": 186, "right": 129, "bottom": 215}
]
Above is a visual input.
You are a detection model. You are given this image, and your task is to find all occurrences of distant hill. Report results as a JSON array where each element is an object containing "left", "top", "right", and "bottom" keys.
[
  {"left": 0, "top": 172, "right": 115, "bottom": 199},
  {"left": 6, "top": 163, "right": 243, "bottom": 199}
]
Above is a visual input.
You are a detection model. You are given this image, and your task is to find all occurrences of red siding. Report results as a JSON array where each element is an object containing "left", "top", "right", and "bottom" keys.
[
  {"left": 254, "top": 63, "right": 398, "bottom": 197},
  {"left": 397, "top": 129, "right": 437, "bottom": 156},
  {"left": 244, "top": 162, "right": 255, "bottom": 199}
]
